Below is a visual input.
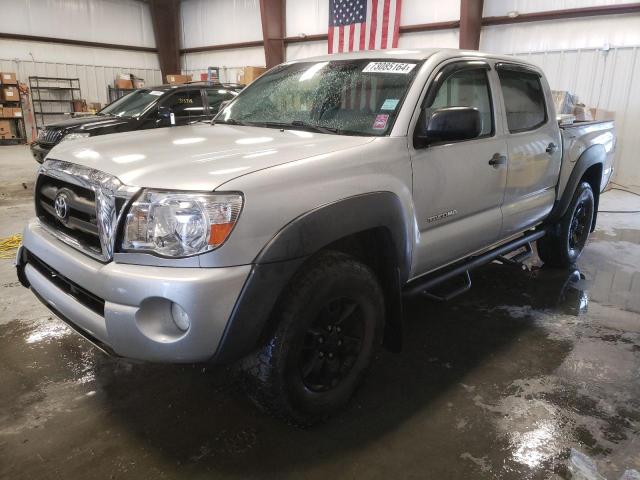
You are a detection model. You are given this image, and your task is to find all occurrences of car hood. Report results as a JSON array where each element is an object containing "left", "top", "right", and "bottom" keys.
[
  {"left": 42, "top": 115, "right": 133, "bottom": 131},
  {"left": 47, "top": 123, "right": 375, "bottom": 190}
]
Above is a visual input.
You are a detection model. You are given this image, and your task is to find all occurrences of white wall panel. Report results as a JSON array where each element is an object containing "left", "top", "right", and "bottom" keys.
[
  {"left": 286, "top": 0, "right": 329, "bottom": 36},
  {"left": 183, "top": 47, "right": 265, "bottom": 83},
  {"left": 181, "top": 0, "right": 263, "bottom": 48},
  {"left": 3, "top": 0, "right": 155, "bottom": 47},
  {"left": 401, "top": 0, "right": 460, "bottom": 25},
  {"left": 398, "top": 29, "right": 459, "bottom": 49},
  {"left": 0, "top": 55, "right": 161, "bottom": 106},
  {"left": 285, "top": 40, "right": 327, "bottom": 61},
  {"left": 484, "top": 0, "right": 636, "bottom": 17},
  {"left": 285, "top": 0, "right": 460, "bottom": 36},
  {"left": 481, "top": 15, "right": 640, "bottom": 52}
]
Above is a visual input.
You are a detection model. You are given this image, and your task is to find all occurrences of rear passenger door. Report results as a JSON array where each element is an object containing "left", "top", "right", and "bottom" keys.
[
  {"left": 409, "top": 61, "right": 508, "bottom": 275},
  {"left": 496, "top": 64, "right": 562, "bottom": 237},
  {"left": 161, "top": 89, "right": 208, "bottom": 125},
  {"left": 205, "top": 88, "right": 237, "bottom": 116}
]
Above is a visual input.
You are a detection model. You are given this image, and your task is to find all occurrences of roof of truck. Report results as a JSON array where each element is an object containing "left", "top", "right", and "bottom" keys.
[{"left": 292, "top": 48, "right": 536, "bottom": 67}]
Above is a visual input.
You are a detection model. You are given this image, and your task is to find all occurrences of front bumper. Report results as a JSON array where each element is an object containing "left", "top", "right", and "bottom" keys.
[
  {"left": 17, "top": 219, "right": 251, "bottom": 363},
  {"left": 30, "top": 142, "right": 51, "bottom": 164}
]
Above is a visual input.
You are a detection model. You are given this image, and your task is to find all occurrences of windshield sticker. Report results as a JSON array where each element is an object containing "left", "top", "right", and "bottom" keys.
[
  {"left": 381, "top": 99, "right": 400, "bottom": 110},
  {"left": 373, "top": 114, "right": 389, "bottom": 130},
  {"left": 363, "top": 62, "right": 417, "bottom": 74},
  {"left": 149, "top": 90, "right": 164, "bottom": 96}
]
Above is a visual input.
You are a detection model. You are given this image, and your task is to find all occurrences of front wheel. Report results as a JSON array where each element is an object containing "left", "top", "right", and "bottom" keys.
[
  {"left": 240, "top": 251, "right": 384, "bottom": 426},
  {"left": 537, "top": 181, "right": 595, "bottom": 268}
]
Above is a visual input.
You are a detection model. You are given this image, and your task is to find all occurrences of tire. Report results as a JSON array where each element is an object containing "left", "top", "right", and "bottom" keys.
[
  {"left": 537, "top": 181, "right": 595, "bottom": 268},
  {"left": 240, "top": 250, "right": 384, "bottom": 426}
]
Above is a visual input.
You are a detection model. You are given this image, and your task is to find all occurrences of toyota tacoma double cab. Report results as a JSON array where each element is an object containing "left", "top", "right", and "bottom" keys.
[{"left": 17, "top": 49, "right": 616, "bottom": 425}]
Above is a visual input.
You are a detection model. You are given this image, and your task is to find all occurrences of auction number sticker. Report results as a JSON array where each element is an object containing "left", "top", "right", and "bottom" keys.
[{"left": 363, "top": 62, "right": 417, "bottom": 74}]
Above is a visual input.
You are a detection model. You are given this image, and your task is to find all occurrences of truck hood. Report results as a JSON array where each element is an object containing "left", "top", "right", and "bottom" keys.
[
  {"left": 42, "top": 114, "right": 132, "bottom": 132},
  {"left": 48, "top": 123, "right": 375, "bottom": 190}
]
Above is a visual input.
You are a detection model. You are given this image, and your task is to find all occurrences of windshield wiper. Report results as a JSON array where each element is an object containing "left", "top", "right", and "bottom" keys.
[
  {"left": 213, "top": 118, "right": 248, "bottom": 126},
  {"left": 253, "top": 120, "right": 339, "bottom": 135},
  {"left": 290, "top": 121, "right": 339, "bottom": 134}
]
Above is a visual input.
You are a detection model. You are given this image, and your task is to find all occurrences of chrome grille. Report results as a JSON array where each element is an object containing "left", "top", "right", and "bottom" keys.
[
  {"left": 38, "top": 129, "right": 64, "bottom": 146},
  {"left": 36, "top": 160, "right": 138, "bottom": 262}
]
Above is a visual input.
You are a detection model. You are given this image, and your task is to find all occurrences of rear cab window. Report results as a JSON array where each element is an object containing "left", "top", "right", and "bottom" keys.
[{"left": 496, "top": 66, "right": 547, "bottom": 133}]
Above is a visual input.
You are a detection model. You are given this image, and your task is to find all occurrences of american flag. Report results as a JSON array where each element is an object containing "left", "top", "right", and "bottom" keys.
[{"left": 328, "top": 0, "right": 402, "bottom": 54}]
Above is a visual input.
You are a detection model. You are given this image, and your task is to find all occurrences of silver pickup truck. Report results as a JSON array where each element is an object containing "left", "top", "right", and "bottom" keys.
[{"left": 17, "top": 48, "right": 615, "bottom": 425}]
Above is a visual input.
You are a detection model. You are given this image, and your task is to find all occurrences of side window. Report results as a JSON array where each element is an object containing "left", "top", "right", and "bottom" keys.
[
  {"left": 497, "top": 69, "right": 546, "bottom": 132},
  {"left": 206, "top": 89, "right": 236, "bottom": 113},
  {"left": 163, "top": 90, "right": 204, "bottom": 119},
  {"left": 426, "top": 68, "right": 494, "bottom": 137}
]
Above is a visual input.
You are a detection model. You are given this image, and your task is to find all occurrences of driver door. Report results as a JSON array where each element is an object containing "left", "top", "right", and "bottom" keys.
[{"left": 410, "top": 61, "right": 508, "bottom": 276}]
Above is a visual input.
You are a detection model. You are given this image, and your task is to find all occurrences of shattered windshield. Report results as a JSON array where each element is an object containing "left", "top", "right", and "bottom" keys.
[{"left": 216, "top": 59, "right": 421, "bottom": 136}]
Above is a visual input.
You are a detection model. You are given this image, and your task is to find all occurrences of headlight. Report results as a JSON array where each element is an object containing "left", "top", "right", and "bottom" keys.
[
  {"left": 61, "top": 132, "right": 90, "bottom": 142},
  {"left": 122, "top": 190, "right": 243, "bottom": 257}
]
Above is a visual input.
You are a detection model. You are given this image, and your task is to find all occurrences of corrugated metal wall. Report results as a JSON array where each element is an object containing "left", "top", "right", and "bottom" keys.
[
  {"left": 508, "top": 45, "right": 640, "bottom": 186},
  {"left": 0, "top": 56, "right": 161, "bottom": 138}
]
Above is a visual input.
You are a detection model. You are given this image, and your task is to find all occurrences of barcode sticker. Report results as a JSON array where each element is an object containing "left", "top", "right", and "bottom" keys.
[{"left": 363, "top": 62, "right": 417, "bottom": 74}]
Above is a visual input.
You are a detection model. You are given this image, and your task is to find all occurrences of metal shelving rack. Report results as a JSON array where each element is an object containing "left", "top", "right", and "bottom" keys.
[
  {"left": 29, "top": 76, "right": 82, "bottom": 131},
  {"left": 0, "top": 87, "right": 26, "bottom": 145},
  {"left": 107, "top": 85, "right": 135, "bottom": 103}
]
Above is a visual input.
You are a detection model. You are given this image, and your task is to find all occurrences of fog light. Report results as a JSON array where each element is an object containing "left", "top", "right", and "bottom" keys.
[{"left": 171, "top": 303, "right": 190, "bottom": 332}]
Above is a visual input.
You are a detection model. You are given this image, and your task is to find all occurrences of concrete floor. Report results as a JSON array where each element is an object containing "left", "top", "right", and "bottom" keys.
[{"left": 1, "top": 145, "right": 639, "bottom": 479}]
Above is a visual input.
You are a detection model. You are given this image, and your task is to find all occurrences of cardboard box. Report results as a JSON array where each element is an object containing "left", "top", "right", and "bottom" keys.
[
  {"left": 2, "top": 86, "right": 19, "bottom": 101},
  {"left": 1, "top": 107, "right": 22, "bottom": 118},
  {"left": 72, "top": 100, "right": 87, "bottom": 112},
  {"left": 238, "top": 66, "right": 266, "bottom": 85},
  {"left": 589, "top": 108, "right": 616, "bottom": 121},
  {"left": 115, "top": 79, "right": 133, "bottom": 89},
  {"left": 166, "top": 74, "right": 192, "bottom": 84},
  {"left": 0, "top": 120, "right": 12, "bottom": 135},
  {"left": 0, "top": 72, "right": 17, "bottom": 85},
  {"left": 573, "top": 104, "right": 593, "bottom": 122}
]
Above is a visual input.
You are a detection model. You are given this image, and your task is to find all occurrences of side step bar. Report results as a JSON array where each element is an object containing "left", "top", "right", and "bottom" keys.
[{"left": 404, "top": 230, "right": 545, "bottom": 300}]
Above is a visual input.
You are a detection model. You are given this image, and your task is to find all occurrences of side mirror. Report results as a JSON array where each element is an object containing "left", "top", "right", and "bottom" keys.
[
  {"left": 416, "top": 107, "right": 482, "bottom": 146},
  {"left": 158, "top": 106, "right": 175, "bottom": 126}
]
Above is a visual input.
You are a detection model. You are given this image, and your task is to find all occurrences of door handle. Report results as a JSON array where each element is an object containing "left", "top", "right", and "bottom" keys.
[
  {"left": 546, "top": 142, "right": 558, "bottom": 154},
  {"left": 488, "top": 153, "right": 507, "bottom": 168}
]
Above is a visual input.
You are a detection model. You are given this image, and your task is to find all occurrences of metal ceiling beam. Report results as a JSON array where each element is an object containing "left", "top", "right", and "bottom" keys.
[
  {"left": 0, "top": 32, "right": 157, "bottom": 53},
  {"left": 259, "top": 0, "right": 286, "bottom": 68},
  {"left": 459, "top": 0, "right": 484, "bottom": 50},
  {"left": 149, "top": 0, "right": 181, "bottom": 79}
]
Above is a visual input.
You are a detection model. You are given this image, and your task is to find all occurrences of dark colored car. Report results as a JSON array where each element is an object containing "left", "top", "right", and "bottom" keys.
[{"left": 30, "top": 82, "right": 243, "bottom": 163}]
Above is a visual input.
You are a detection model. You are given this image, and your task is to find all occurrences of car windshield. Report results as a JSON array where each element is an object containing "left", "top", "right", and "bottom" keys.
[
  {"left": 99, "top": 89, "right": 167, "bottom": 118},
  {"left": 217, "top": 59, "right": 421, "bottom": 136}
]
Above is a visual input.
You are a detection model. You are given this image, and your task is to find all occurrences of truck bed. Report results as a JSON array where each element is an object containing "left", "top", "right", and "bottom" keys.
[{"left": 557, "top": 119, "right": 616, "bottom": 197}]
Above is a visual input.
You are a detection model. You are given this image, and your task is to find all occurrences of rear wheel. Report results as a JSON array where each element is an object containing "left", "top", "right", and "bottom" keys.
[
  {"left": 537, "top": 181, "right": 595, "bottom": 268},
  {"left": 240, "top": 251, "right": 384, "bottom": 426}
]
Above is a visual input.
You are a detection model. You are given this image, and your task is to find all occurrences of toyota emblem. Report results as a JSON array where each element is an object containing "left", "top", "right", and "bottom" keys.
[{"left": 54, "top": 192, "right": 70, "bottom": 222}]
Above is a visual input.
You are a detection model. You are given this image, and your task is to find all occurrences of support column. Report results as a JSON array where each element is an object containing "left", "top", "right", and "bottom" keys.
[
  {"left": 259, "top": 0, "right": 285, "bottom": 68},
  {"left": 459, "top": 0, "right": 484, "bottom": 50},
  {"left": 149, "top": 0, "right": 182, "bottom": 79}
]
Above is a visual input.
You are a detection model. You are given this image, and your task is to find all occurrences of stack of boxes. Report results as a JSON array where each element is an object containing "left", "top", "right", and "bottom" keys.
[
  {"left": 115, "top": 73, "right": 145, "bottom": 89},
  {"left": 0, "top": 72, "right": 21, "bottom": 141}
]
